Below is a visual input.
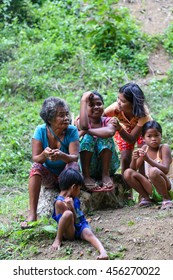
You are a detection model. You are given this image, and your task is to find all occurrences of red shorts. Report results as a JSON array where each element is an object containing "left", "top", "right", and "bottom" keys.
[
  {"left": 30, "top": 162, "right": 59, "bottom": 189},
  {"left": 114, "top": 131, "right": 144, "bottom": 151}
]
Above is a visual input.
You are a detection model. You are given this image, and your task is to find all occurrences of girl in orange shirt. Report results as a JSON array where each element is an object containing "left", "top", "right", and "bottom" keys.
[{"left": 104, "top": 82, "right": 152, "bottom": 174}]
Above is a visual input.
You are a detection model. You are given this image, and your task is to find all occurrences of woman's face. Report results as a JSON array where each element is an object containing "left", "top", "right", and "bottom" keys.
[
  {"left": 117, "top": 93, "right": 133, "bottom": 113},
  {"left": 87, "top": 95, "right": 104, "bottom": 118},
  {"left": 51, "top": 106, "right": 70, "bottom": 129}
]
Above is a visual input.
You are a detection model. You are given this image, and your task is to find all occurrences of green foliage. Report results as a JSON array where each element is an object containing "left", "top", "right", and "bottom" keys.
[
  {"left": 163, "top": 23, "right": 173, "bottom": 56},
  {"left": 146, "top": 79, "right": 173, "bottom": 149},
  {"left": 0, "top": 0, "right": 154, "bottom": 101}
]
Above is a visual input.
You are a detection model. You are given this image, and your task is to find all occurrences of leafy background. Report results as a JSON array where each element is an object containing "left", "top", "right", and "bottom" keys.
[{"left": 0, "top": 0, "right": 173, "bottom": 259}]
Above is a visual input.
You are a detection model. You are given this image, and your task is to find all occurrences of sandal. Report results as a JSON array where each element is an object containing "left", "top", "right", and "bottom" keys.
[
  {"left": 160, "top": 200, "right": 173, "bottom": 210},
  {"left": 138, "top": 197, "right": 153, "bottom": 208},
  {"left": 85, "top": 182, "right": 104, "bottom": 193},
  {"left": 20, "top": 221, "right": 33, "bottom": 230},
  {"left": 102, "top": 181, "right": 115, "bottom": 192}
]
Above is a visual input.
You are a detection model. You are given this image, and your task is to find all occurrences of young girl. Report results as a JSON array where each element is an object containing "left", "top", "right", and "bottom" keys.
[
  {"left": 123, "top": 121, "right": 173, "bottom": 210},
  {"left": 104, "top": 83, "right": 152, "bottom": 174},
  {"left": 52, "top": 168, "right": 108, "bottom": 260},
  {"left": 76, "top": 91, "right": 120, "bottom": 192}
]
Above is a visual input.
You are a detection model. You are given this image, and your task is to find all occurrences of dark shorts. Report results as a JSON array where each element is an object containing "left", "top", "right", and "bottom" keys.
[{"left": 75, "top": 221, "right": 90, "bottom": 239}]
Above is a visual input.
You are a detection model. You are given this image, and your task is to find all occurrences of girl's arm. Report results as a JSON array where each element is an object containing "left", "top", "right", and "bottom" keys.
[
  {"left": 118, "top": 125, "right": 142, "bottom": 144},
  {"left": 142, "top": 144, "right": 172, "bottom": 174},
  {"left": 110, "top": 118, "right": 142, "bottom": 144},
  {"left": 79, "top": 91, "right": 93, "bottom": 130}
]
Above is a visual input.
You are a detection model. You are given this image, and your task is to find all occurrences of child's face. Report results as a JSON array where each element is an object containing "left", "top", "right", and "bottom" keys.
[
  {"left": 87, "top": 95, "right": 104, "bottom": 118},
  {"left": 144, "top": 128, "right": 162, "bottom": 148},
  {"left": 117, "top": 93, "right": 133, "bottom": 113}
]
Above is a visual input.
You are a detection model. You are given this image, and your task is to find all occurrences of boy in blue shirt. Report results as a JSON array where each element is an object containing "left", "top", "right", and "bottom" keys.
[{"left": 52, "top": 168, "right": 108, "bottom": 259}]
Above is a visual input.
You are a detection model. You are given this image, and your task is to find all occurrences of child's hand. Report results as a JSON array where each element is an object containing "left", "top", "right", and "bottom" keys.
[
  {"left": 64, "top": 197, "right": 74, "bottom": 210},
  {"left": 138, "top": 149, "right": 148, "bottom": 160},
  {"left": 109, "top": 117, "right": 121, "bottom": 131},
  {"left": 132, "top": 149, "right": 140, "bottom": 160}
]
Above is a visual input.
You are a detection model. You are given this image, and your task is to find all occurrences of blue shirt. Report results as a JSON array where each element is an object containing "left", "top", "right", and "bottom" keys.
[
  {"left": 52, "top": 195, "right": 89, "bottom": 238},
  {"left": 33, "top": 124, "right": 79, "bottom": 176}
]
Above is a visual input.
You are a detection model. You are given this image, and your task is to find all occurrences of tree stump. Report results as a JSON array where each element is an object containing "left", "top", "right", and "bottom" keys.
[{"left": 37, "top": 174, "right": 127, "bottom": 217}]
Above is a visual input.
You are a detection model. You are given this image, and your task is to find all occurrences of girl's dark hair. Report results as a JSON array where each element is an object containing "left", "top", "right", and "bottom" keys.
[
  {"left": 91, "top": 90, "right": 104, "bottom": 104},
  {"left": 40, "top": 97, "right": 69, "bottom": 125},
  {"left": 142, "top": 120, "right": 162, "bottom": 137},
  {"left": 119, "top": 83, "right": 146, "bottom": 117},
  {"left": 59, "top": 168, "right": 84, "bottom": 190}
]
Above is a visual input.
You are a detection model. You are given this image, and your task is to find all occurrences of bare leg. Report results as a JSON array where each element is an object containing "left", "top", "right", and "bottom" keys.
[
  {"left": 65, "top": 161, "right": 79, "bottom": 171},
  {"left": 52, "top": 210, "right": 75, "bottom": 250},
  {"left": 80, "top": 151, "right": 95, "bottom": 184},
  {"left": 124, "top": 168, "right": 152, "bottom": 199},
  {"left": 120, "top": 150, "right": 132, "bottom": 174},
  {"left": 100, "top": 148, "right": 113, "bottom": 186},
  {"left": 28, "top": 175, "right": 42, "bottom": 220},
  {"left": 120, "top": 150, "right": 133, "bottom": 199},
  {"left": 81, "top": 228, "right": 108, "bottom": 260},
  {"left": 21, "top": 175, "right": 41, "bottom": 228},
  {"left": 149, "top": 167, "right": 171, "bottom": 200}
]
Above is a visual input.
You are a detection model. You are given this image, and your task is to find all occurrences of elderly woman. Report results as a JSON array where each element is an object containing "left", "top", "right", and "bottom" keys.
[{"left": 21, "top": 97, "right": 79, "bottom": 229}]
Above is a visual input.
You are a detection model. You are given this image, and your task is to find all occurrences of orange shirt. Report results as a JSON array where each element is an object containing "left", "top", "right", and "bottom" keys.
[{"left": 104, "top": 102, "right": 152, "bottom": 133}]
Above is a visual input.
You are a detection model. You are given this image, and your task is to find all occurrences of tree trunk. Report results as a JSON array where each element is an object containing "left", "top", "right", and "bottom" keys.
[{"left": 37, "top": 174, "right": 127, "bottom": 217}]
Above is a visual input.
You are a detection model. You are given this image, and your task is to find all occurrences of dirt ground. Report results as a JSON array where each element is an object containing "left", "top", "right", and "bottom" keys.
[
  {"left": 37, "top": 205, "right": 173, "bottom": 260},
  {"left": 32, "top": 0, "right": 173, "bottom": 260}
]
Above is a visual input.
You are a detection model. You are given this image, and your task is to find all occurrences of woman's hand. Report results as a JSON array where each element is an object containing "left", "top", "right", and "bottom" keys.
[
  {"left": 47, "top": 149, "right": 62, "bottom": 161},
  {"left": 108, "top": 117, "right": 121, "bottom": 131},
  {"left": 44, "top": 147, "right": 62, "bottom": 161},
  {"left": 81, "top": 91, "right": 94, "bottom": 103},
  {"left": 44, "top": 147, "right": 54, "bottom": 159}
]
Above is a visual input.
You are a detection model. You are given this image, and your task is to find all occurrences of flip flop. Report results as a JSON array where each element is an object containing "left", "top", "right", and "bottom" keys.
[
  {"left": 85, "top": 183, "right": 104, "bottom": 193},
  {"left": 101, "top": 181, "right": 115, "bottom": 192},
  {"left": 20, "top": 221, "right": 34, "bottom": 230},
  {"left": 138, "top": 198, "right": 153, "bottom": 208},
  {"left": 160, "top": 200, "right": 173, "bottom": 210}
]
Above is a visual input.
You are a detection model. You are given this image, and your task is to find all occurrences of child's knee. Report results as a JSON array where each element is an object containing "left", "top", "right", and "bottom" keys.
[
  {"left": 62, "top": 210, "right": 74, "bottom": 221},
  {"left": 149, "top": 167, "right": 161, "bottom": 179},
  {"left": 81, "top": 228, "right": 94, "bottom": 240},
  {"left": 124, "top": 168, "right": 133, "bottom": 180}
]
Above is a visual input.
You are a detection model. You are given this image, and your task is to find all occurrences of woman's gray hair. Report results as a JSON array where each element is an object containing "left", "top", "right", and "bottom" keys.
[{"left": 40, "top": 97, "right": 69, "bottom": 125}]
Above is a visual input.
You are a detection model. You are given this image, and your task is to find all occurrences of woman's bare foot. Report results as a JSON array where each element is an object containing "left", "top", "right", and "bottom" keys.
[
  {"left": 20, "top": 212, "right": 37, "bottom": 229},
  {"left": 102, "top": 176, "right": 114, "bottom": 191},
  {"left": 84, "top": 177, "right": 102, "bottom": 192}
]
